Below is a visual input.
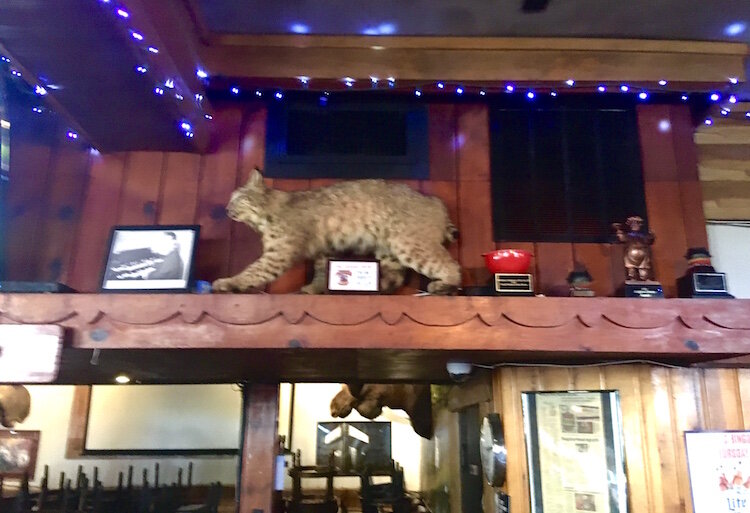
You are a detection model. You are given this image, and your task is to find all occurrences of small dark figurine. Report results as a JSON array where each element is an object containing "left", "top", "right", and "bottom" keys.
[
  {"left": 612, "top": 216, "right": 655, "bottom": 281},
  {"left": 567, "top": 268, "right": 594, "bottom": 297},
  {"left": 684, "top": 247, "right": 714, "bottom": 273}
]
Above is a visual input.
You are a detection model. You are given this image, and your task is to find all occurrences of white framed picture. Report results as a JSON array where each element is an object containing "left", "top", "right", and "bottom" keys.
[
  {"left": 101, "top": 225, "right": 200, "bottom": 292},
  {"left": 326, "top": 259, "right": 380, "bottom": 294},
  {"left": 685, "top": 431, "right": 750, "bottom": 513}
]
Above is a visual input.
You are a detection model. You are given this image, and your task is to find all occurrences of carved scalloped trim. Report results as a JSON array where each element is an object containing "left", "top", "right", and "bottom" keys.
[{"left": 2, "top": 295, "right": 750, "bottom": 332}]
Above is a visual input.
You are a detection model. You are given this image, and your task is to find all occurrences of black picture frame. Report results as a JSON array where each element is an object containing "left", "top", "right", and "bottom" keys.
[
  {"left": 100, "top": 225, "right": 200, "bottom": 293},
  {"left": 522, "top": 390, "right": 628, "bottom": 513}
]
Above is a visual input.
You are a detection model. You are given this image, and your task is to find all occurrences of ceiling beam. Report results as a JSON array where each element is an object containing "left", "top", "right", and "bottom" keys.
[
  {"left": 200, "top": 36, "right": 748, "bottom": 84},
  {"left": 122, "top": 0, "right": 211, "bottom": 151}
]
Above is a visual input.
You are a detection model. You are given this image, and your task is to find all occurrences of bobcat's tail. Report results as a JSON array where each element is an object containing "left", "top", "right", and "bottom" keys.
[{"left": 444, "top": 222, "right": 459, "bottom": 244}]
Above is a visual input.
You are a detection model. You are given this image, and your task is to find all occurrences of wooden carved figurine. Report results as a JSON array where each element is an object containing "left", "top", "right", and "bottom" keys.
[{"left": 612, "top": 216, "right": 655, "bottom": 281}]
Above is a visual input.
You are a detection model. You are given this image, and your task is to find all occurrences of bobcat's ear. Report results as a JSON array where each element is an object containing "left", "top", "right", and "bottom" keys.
[{"left": 247, "top": 168, "right": 265, "bottom": 189}]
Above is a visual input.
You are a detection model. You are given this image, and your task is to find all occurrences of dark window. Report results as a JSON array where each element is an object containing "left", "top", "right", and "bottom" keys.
[
  {"left": 265, "top": 94, "right": 428, "bottom": 179},
  {"left": 490, "top": 101, "right": 647, "bottom": 243}
]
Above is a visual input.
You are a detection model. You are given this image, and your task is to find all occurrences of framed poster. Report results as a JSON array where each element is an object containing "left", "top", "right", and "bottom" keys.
[
  {"left": 0, "top": 430, "right": 40, "bottom": 479},
  {"left": 101, "top": 225, "right": 200, "bottom": 292},
  {"left": 522, "top": 391, "right": 627, "bottom": 513},
  {"left": 685, "top": 431, "right": 750, "bottom": 513}
]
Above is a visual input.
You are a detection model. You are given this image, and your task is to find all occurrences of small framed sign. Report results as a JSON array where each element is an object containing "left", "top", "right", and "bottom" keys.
[
  {"left": 101, "top": 225, "right": 200, "bottom": 292},
  {"left": 0, "top": 325, "right": 63, "bottom": 383},
  {"left": 0, "top": 430, "right": 40, "bottom": 479},
  {"left": 327, "top": 259, "right": 380, "bottom": 294}
]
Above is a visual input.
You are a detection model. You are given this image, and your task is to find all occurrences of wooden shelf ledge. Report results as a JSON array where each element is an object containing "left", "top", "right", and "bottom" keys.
[{"left": 2, "top": 293, "right": 749, "bottom": 383}]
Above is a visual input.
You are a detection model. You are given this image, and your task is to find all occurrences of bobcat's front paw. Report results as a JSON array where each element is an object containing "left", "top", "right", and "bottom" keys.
[
  {"left": 212, "top": 278, "right": 237, "bottom": 293},
  {"left": 300, "top": 282, "right": 327, "bottom": 295},
  {"left": 427, "top": 280, "right": 459, "bottom": 295}
]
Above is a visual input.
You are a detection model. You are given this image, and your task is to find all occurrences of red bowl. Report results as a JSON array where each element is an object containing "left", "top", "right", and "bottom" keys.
[{"left": 482, "top": 249, "right": 532, "bottom": 274}]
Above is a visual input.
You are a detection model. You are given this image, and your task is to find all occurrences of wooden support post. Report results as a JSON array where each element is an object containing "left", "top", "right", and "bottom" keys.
[{"left": 238, "top": 384, "right": 279, "bottom": 513}]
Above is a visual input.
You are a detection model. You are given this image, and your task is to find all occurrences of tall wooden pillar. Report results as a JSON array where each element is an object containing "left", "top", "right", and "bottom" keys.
[
  {"left": 637, "top": 104, "right": 708, "bottom": 297},
  {"left": 238, "top": 384, "right": 279, "bottom": 513}
]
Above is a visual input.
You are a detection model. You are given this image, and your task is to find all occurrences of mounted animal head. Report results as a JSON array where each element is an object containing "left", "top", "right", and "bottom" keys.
[
  {"left": 225, "top": 168, "right": 272, "bottom": 229},
  {"left": 330, "top": 383, "right": 433, "bottom": 439},
  {"left": 0, "top": 385, "right": 31, "bottom": 428}
]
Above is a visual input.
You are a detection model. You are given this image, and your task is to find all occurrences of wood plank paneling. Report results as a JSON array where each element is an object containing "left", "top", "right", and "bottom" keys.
[
  {"left": 602, "top": 365, "right": 652, "bottom": 513},
  {"left": 492, "top": 364, "right": 750, "bottom": 513},
  {"left": 457, "top": 181, "right": 493, "bottom": 279},
  {"left": 202, "top": 37, "right": 747, "bottom": 84},
  {"left": 573, "top": 243, "right": 615, "bottom": 297},
  {"left": 158, "top": 152, "right": 201, "bottom": 225},
  {"left": 702, "top": 369, "right": 744, "bottom": 429},
  {"left": 428, "top": 104, "right": 457, "bottom": 181},
  {"left": 737, "top": 369, "right": 750, "bottom": 429},
  {"left": 194, "top": 107, "right": 243, "bottom": 283},
  {"left": 569, "top": 367, "right": 604, "bottom": 390},
  {"left": 639, "top": 366, "right": 680, "bottom": 513},
  {"left": 37, "top": 146, "right": 91, "bottom": 283},
  {"left": 456, "top": 105, "right": 490, "bottom": 182},
  {"left": 6, "top": 142, "right": 54, "bottom": 280},
  {"left": 117, "top": 152, "right": 165, "bottom": 225},
  {"left": 668, "top": 368, "right": 703, "bottom": 513},
  {"left": 68, "top": 153, "right": 127, "bottom": 291},
  {"left": 671, "top": 106, "right": 701, "bottom": 183},
  {"left": 65, "top": 385, "right": 91, "bottom": 458},
  {"left": 266, "top": 179, "right": 310, "bottom": 294},
  {"left": 7, "top": 100, "right": 708, "bottom": 300},
  {"left": 238, "top": 384, "right": 279, "bottom": 513},
  {"left": 638, "top": 104, "right": 680, "bottom": 182},
  {"left": 230, "top": 104, "right": 267, "bottom": 277},
  {"left": 678, "top": 181, "right": 709, "bottom": 249},
  {"left": 535, "top": 242, "right": 574, "bottom": 297},
  {"left": 644, "top": 181, "right": 688, "bottom": 297},
  {"left": 422, "top": 180, "right": 459, "bottom": 262}
]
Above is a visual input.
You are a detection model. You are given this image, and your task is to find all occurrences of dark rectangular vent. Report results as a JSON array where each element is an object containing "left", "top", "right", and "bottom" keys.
[
  {"left": 265, "top": 95, "right": 429, "bottom": 180},
  {"left": 490, "top": 101, "right": 647, "bottom": 243}
]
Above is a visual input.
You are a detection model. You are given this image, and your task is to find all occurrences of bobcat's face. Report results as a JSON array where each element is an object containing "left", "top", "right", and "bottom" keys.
[{"left": 226, "top": 173, "right": 269, "bottom": 227}]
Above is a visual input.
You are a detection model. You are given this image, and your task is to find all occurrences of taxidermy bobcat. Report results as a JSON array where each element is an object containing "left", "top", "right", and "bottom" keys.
[{"left": 212, "top": 169, "right": 461, "bottom": 294}]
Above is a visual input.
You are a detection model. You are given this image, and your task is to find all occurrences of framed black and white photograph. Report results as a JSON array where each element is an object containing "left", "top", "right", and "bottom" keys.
[{"left": 101, "top": 225, "right": 200, "bottom": 292}]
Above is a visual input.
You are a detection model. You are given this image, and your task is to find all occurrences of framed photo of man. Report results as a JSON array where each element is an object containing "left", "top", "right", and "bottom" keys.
[{"left": 101, "top": 225, "right": 200, "bottom": 292}]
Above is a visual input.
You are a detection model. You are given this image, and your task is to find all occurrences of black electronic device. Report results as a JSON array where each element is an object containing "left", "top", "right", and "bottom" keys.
[{"left": 0, "top": 281, "right": 76, "bottom": 293}]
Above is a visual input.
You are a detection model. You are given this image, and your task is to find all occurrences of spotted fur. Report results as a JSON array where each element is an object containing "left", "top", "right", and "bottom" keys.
[{"left": 212, "top": 169, "right": 461, "bottom": 294}]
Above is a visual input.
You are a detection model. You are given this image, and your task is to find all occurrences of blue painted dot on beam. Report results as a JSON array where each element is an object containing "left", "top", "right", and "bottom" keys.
[
  {"left": 684, "top": 340, "right": 700, "bottom": 351},
  {"left": 143, "top": 201, "right": 156, "bottom": 215},
  {"left": 210, "top": 205, "right": 226, "bottom": 220},
  {"left": 58, "top": 205, "right": 75, "bottom": 220},
  {"left": 89, "top": 329, "right": 109, "bottom": 342},
  {"left": 48, "top": 258, "right": 62, "bottom": 280}
]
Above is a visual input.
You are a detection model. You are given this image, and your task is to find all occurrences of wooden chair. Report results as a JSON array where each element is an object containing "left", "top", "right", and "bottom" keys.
[
  {"left": 286, "top": 451, "right": 339, "bottom": 513},
  {"left": 359, "top": 462, "right": 411, "bottom": 513}
]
